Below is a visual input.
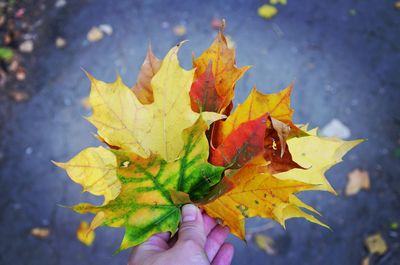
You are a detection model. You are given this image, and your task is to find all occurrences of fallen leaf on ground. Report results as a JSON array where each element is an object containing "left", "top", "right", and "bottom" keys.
[
  {"left": 80, "top": 96, "right": 91, "bottom": 109},
  {"left": 8, "top": 59, "right": 19, "bottom": 71},
  {"left": 55, "top": 37, "right": 67, "bottom": 48},
  {"left": 87, "top": 27, "right": 104, "bottom": 42},
  {"left": 320, "top": 118, "right": 351, "bottom": 139},
  {"left": 10, "top": 90, "right": 29, "bottom": 102},
  {"left": 19, "top": 40, "right": 34, "bottom": 53},
  {"left": 362, "top": 256, "right": 370, "bottom": 265},
  {"left": 99, "top": 24, "right": 113, "bottom": 35},
  {"left": 0, "top": 47, "right": 14, "bottom": 60},
  {"left": 390, "top": 222, "right": 398, "bottom": 230},
  {"left": 77, "top": 221, "right": 95, "bottom": 246},
  {"left": 55, "top": 0, "right": 66, "bottom": 8},
  {"left": 173, "top": 25, "right": 187, "bottom": 36},
  {"left": 349, "top": 9, "right": 357, "bottom": 16},
  {"left": 258, "top": 5, "right": 278, "bottom": 19},
  {"left": 15, "top": 8, "right": 25, "bottom": 18},
  {"left": 270, "top": 0, "right": 287, "bottom": 5},
  {"left": 31, "top": 227, "right": 50, "bottom": 238},
  {"left": 15, "top": 67, "right": 26, "bottom": 81},
  {"left": 345, "top": 169, "right": 370, "bottom": 196},
  {"left": 211, "top": 18, "right": 224, "bottom": 29},
  {"left": 254, "top": 234, "right": 276, "bottom": 255},
  {"left": 365, "top": 233, "right": 388, "bottom": 255}
]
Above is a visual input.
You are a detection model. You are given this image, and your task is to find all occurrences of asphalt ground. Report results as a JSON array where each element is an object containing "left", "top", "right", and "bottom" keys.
[{"left": 0, "top": 1, "right": 399, "bottom": 264}]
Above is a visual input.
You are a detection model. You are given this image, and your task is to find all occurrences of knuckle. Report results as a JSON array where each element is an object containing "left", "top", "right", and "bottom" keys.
[{"left": 180, "top": 239, "right": 201, "bottom": 251}]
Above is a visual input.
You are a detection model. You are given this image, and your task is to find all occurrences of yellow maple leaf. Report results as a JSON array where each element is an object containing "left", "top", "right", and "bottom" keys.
[
  {"left": 53, "top": 147, "right": 120, "bottom": 204},
  {"left": 258, "top": 5, "right": 278, "bottom": 19},
  {"left": 365, "top": 233, "right": 388, "bottom": 256},
  {"left": 86, "top": 43, "right": 223, "bottom": 161},
  {"left": 275, "top": 128, "right": 364, "bottom": 193},
  {"left": 203, "top": 155, "right": 327, "bottom": 239},
  {"left": 254, "top": 234, "right": 276, "bottom": 255},
  {"left": 76, "top": 221, "right": 95, "bottom": 246}
]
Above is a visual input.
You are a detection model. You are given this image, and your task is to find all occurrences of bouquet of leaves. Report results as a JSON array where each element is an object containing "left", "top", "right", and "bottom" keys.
[{"left": 55, "top": 25, "right": 362, "bottom": 252}]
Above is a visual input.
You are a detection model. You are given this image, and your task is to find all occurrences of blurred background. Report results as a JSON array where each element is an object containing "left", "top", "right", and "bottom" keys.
[{"left": 0, "top": 0, "right": 399, "bottom": 264}]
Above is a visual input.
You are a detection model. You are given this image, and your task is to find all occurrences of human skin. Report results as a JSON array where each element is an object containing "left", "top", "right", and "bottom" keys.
[{"left": 128, "top": 204, "right": 234, "bottom": 265}]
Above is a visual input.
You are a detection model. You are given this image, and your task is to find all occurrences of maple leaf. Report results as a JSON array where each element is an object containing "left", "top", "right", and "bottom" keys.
[
  {"left": 203, "top": 127, "right": 362, "bottom": 238},
  {"left": 275, "top": 128, "right": 364, "bottom": 193},
  {"left": 86, "top": 43, "right": 223, "bottom": 161},
  {"left": 264, "top": 125, "right": 302, "bottom": 174},
  {"left": 67, "top": 118, "right": 224, "bottom": 251},
  {"left": 345, "top": 169, "right": 370, "bottom": 196},
  {"left": 202, "top": 155, "right": 327, "bottom": 239},
  {"left": 210, "top": 114, "right": 268, "bottom": 168},
  {"left": 55, "top": 24, "right": 364, "bottom": 252},
  {"left": 215, "top": 84, "right": 295, "bottom": 142},
  {"left": 254, "top": 234, "right": 276, "bottom": 255},
  {"left": 131, "top": 46, "right": 161, "bottom": 104},
  {"left": 192, "top": 24, "right": 250, "bottom": 113},
  {"left": 53, "top": 147, "right": 120, "bottom": 204},
  {"left": 76, "top": 221, "right": 95, "bottom": 246},
  {"left": 258, "top": 5, "right": 278, "bottom": 20},
  {"left": 189, "top": 62, "right": 224, "bottom": 112},
  {"left": 212, "top": 84, "right": 304, "bottom": 172}
]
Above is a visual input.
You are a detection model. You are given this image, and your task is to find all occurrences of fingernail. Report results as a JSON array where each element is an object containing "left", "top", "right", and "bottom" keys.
[{"left": 182, "top": 204, "right": 198, "bottom": 222}]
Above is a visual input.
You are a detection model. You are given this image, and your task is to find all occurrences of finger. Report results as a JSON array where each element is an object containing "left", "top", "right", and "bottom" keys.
[
  {"left": 203, "top": 212, "right": 217, "bottom": 235},
  {"left": 211, "top": 243, "right": 234, "bottom": 265},
  {"left": 205, "top": 225, "right": 230, "bottom": 261},
  {"left": 154, "top": 232, "right": 171, "bottom": 242},
  {"left": 176, "top": 204, "right": 206, "bottom": 247},
  {"left": 133, "top": 232, "right": 170, "bottom": 253},
  {"left": 129, "top": 232, "right": 170, "bottom": 264}
]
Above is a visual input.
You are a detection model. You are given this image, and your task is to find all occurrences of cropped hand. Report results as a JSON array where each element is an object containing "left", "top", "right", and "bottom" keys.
[{"left": 128, "top": 204, "right": 234, "bottom": 265}]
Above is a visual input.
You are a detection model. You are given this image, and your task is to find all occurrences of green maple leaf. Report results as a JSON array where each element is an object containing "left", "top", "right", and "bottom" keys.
[{"left": 68, "top": 117, "right": 224, "bottom": 251}]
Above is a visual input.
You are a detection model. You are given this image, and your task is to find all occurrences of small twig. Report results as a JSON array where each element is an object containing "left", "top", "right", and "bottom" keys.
[{"left": 246, "top": 222, "right": 275, "bottom": 235}]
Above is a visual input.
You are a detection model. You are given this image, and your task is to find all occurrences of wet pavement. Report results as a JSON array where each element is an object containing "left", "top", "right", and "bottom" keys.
[{"left": 0, "top": 0, "right": 399, "bottom": 264}]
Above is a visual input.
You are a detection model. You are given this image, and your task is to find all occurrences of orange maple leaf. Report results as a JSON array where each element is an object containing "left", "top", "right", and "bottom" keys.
[
  {"left": 131, "top": 46, "right": 161, "bottom": 104},
  {"left": 192, "top": 23, "right": 250, "bottom": 113},
  {"left": 211, "top": 83, "right": 304, "bottom": 173},
  {"left": 202, "top": 156, "right": 327, "bottom": 239}
]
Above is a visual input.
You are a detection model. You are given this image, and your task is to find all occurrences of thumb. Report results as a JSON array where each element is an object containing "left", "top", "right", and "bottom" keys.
[{"left": 177, "top": 204, "right": 206, "bottom": 248}]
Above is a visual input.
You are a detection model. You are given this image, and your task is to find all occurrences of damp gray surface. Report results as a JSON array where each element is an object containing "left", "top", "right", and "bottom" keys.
[{"left": 0, "top": 1, "right": 399, "bottom": 264}]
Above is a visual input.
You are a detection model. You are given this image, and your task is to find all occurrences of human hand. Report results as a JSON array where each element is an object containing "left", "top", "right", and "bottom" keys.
[{"left": 128, "top": 204, "right": 234, "bottom": 265}]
